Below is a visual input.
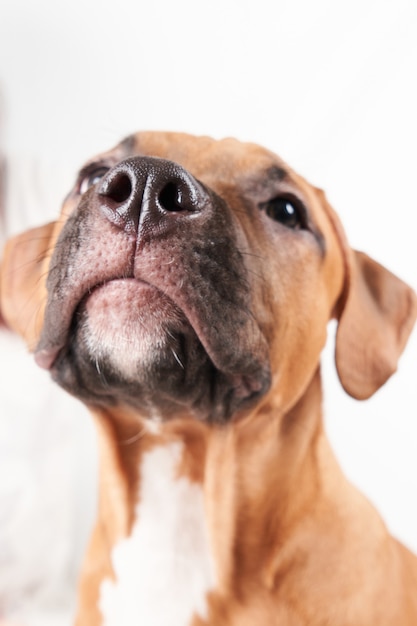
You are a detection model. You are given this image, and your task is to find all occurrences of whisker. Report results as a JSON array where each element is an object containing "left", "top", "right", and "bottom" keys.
[
  {"left": 119, "top": 428, "right": 147, "bottom": 446},
  {"left": 171, "top": 348, "right": 185, "bottom": 369}
]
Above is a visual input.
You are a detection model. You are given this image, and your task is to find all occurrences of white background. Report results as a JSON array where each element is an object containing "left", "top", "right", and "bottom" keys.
[{"left": 0, "top": 0, "right": 416, "bottom": 623}]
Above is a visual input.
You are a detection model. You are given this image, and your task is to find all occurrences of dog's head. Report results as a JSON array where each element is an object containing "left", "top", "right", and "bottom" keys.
[{"left": 1, "top": 132, "right": 416, "bottom": 422}]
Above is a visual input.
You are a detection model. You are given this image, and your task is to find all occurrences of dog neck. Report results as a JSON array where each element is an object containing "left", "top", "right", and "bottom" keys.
[
  {"left": 77, "top": 367, "right": 396, "bottom": 626},
  {"left": 90, "top": 367, "right": 330, "bottom": 589}
]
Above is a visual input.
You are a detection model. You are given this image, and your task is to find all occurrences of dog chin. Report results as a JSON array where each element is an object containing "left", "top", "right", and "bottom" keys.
[
  {"left": 80, "top": 279, "right": 193, "bottom": 381},
  {"left": 50, "top": 279, "right": 223, "bottom": 420},
  {"left": 48, "top": 279, "right": 268, "bottom": 422}
]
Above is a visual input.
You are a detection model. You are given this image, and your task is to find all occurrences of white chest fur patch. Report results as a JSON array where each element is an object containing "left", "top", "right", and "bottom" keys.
[{"left": 99, "top": 442, "right": 216, "bottom": 626}]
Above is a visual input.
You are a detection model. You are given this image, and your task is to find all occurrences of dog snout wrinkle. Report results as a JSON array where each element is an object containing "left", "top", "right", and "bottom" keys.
[{"left": 98, "top": 157, "right": 206, "bottom": 235}]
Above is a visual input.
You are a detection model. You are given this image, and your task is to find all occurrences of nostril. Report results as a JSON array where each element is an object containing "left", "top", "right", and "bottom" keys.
[
  {"left": 97, "top": 158, "right": 204, "bottom": 234},
  {"left": 158, "top": 181, "right": 186, "bottom": 212},
  {"left": 103, "top": 172, "right": 132, "bottom": 204}
]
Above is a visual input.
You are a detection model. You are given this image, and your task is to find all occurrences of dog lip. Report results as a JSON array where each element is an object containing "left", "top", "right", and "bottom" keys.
[
  {"left": 33, "top": 276, "right": 214, "bottom": 372},
  {"left": 34, "top": 275, "right": 270, "bottom": 408},
  {"left": 33, "top": 278, "right": 128, "bottom": 371},
  {"left": 34, "top": 277, "right": 171, "bottom": 371}
]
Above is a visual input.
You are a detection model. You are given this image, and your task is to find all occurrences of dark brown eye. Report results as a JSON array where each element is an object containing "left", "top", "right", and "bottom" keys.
[
  {"left": 263, "top": 197, "right": 306, "bottom": 230},
  {"left": 79, "top": 167, "right": 110, "bottom": 194}
]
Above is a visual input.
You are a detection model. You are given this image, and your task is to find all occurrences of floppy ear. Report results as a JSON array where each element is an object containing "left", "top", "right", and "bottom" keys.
[
  {"left": 0, "top": 222, "right": 56, "bottom": 349},
  {"left": 336, "top": 249, "right": 417, "bottom": 399}
]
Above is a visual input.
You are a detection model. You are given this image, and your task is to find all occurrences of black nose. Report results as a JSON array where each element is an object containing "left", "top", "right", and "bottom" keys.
[{"left": 97, "top": 157, "right": 207, "bottom": 234}]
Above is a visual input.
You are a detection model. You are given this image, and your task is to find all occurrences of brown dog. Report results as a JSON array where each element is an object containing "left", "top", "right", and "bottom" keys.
[{"left": 1, "top": 132, "right": 417, "bottom": 625}]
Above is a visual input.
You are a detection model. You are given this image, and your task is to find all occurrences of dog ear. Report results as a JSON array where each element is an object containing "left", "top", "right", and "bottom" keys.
[
  {"left": 335, "top": 249, "right": 417, "bottom": 399},
  {"left": 0, "top": 222, "right": 56, "bottom": 349}
]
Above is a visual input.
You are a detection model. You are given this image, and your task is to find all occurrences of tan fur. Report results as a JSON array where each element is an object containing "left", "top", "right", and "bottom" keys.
[{"left": 1, "top": 132, "right": 416, "bottom": 625}]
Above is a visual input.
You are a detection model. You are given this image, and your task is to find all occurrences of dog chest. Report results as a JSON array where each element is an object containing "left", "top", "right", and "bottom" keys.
[{"left": 98, "top": 442, "right": 216, "bottom": 626}]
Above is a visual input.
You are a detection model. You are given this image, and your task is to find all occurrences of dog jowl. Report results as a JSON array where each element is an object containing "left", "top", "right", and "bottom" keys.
[{"left": 1, "top": 132, "right": 416, "bottom": 626}]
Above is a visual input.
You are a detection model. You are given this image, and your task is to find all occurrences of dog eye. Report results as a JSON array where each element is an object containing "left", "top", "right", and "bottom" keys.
[
  {"left": 79, "top": 167, "right": 109, "bottom": 194},
  {"left": 262, "top": 197, "right": 306, "bottom": 230}
]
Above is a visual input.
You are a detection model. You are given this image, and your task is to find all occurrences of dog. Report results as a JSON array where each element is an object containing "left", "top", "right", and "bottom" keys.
[{"left": 1, "top": 131, "right": 416, "bottom": 625}]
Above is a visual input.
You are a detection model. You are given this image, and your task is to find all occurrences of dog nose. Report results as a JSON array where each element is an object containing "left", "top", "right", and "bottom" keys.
[{"left": 97, "top": 157, "right": 207, "bottom": 234}]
